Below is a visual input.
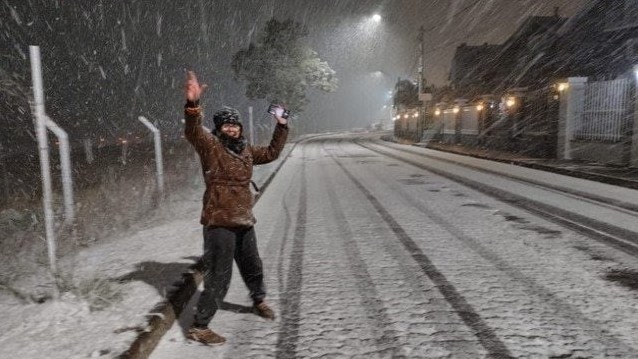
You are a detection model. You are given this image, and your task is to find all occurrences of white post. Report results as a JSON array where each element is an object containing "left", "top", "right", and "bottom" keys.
[
  {"left": 631, "top": 66, "right": 638, "bottom": 168},
  {"left": 45, "top": 116, "right": 75, "bottom": 224},
  {"left": 557, "top": 77, "right": 587, "bottom": 160},
  {"left": 138, "top": 116, "right": 164, "bottom": 194},
  {"left": 83, "top": 138, "right": 94, "bottom": 164},
  {"left": 29, "top": 45, "right": 57, "bottom": 274},
  {"left": 248, "top": 106, "right": 255, "bottom": 145},
  {"left": 121, "top": 140, "right": 128, "bottom": 165},
  {"left": 0, "top": 142, "right": 9, "bottom": 201}
]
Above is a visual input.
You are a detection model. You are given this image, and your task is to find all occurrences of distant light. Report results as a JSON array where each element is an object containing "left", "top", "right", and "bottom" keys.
[
  {"left": 557, "top": 83, "right": 569, "bottom": 92},
  {"left": 476, "top": 103, "right": 484, "bottom": 111},
  {"left": 434, "top": 109, "right": 441, "bottom": 116},
  {"left": 413, "top": 112, "right": 419, "bottom": 118},
  {"left": 453, "top": 107, "right": 460, "bottom": 114},
  {"left": 403, "top": 114, "right": 408, "bottom": 119},
  {"left": 506, "top": 97, "right": 516, "bottom": 108},
  {"left": 372, "top": 14, "right": 381, "bottom": 22},
  {"left": 383, "top": 105, "right": 387, "bottom": 109}
]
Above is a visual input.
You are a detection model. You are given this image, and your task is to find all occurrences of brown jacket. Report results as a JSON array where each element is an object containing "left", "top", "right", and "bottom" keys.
[{"left": 184, "top": 106, "right": 289, "bottom": 227}]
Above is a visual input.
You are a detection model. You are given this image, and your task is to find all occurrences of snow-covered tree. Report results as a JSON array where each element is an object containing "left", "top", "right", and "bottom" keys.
[{"left": 231, "top": 18, "right": 338, "bottom": 113}]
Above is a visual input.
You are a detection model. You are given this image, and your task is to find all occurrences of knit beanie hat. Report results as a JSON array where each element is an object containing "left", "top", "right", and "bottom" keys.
[{"left": 213, "top": 106, "right": 242, "bottom": 132}]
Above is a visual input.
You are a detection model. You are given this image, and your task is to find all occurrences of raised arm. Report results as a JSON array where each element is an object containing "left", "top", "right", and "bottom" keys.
[
  {"left": 183, "top": 71, "right": 211, "bottom": 155},
  {"left": 252, "top": 105, "right": 289, "bottom": 165}
]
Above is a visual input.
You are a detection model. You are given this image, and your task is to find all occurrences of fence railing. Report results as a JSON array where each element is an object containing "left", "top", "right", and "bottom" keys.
[
  {"left": 460, "top": 107, "right": 479, "bottom": 135},
  {"left": 576, "top": 78, "right": 631, "bottom": 142}
]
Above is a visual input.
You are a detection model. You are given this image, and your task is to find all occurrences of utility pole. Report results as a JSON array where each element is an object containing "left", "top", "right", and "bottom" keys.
[
  {"left": 417, "top": 26, "right": 425, "bottom": 142},
  {"left": 417, "top": 25, "right": 433, "bottom": 143},
  {"left": 418, "top": 26, "right": 425, "bottom": 94}
]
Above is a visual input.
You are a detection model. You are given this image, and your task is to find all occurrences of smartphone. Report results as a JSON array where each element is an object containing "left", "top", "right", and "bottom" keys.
[{"left": 268, "top": 104, "right": 290, "bottom": 119}]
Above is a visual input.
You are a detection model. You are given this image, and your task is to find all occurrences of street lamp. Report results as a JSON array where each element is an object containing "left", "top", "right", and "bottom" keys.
[{"left": 372, "top": 14, "right": 382, "bottom": 22}]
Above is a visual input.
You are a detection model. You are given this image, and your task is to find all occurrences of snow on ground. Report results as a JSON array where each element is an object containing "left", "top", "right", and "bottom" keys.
[{"left": 0, "top": 144, "right": 293, "bottom": 359}]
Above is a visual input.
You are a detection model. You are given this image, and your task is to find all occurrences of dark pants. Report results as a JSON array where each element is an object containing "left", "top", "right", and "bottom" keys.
[{"left": 194, "top": 225, "right": 266, "bottom": 327}]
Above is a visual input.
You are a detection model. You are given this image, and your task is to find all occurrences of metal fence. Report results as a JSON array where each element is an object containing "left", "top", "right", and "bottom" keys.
[
  {"left": 460, "top": 107, "right": 479, "bottom": 135},
  {"left": 442, "top": 109, "right": 456, "bottom": 134},
  {"left": 576, "top": 78, "right": 632, "bottom": 142}
]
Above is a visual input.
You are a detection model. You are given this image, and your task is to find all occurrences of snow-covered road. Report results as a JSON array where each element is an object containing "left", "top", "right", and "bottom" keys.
[{"left": 150, "top": 134, "right": 638, "bottom": 358}]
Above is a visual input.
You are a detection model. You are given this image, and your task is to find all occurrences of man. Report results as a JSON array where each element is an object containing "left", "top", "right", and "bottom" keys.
[{"left": 183, "top": 71, "right": 289, "bottom": 345}]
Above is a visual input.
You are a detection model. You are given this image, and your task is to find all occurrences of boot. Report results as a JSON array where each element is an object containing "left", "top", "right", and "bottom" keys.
[
  {"left": 186, "top": 326, "right": 226, "bottom": 345},
  {"left": 253, "top": 300, "right": 276, "bottom": 320}
]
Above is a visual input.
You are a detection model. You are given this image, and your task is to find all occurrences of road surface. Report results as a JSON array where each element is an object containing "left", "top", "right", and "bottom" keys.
[{"left": 150, "top": 133, "right": 638, "bottom": 358}]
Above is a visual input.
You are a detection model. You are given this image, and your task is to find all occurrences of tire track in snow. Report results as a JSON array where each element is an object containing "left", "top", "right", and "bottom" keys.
[
  {"left": 349, "top": 137, "right": 635, "bottom": 356},
  {"left": 275, "top": 146, "right": 307, "bottom": 359},
  {"left": 221, "top": 149, "right": 301, "bottom": 358},
  {"left": 326, "top": 143, "right": 515, "bottom": 359},
  {"left": 359, "top": 140, "right": 638, "bottom": 257},
  {"left": 318, "top": 146, "right": 404, "bottom": 357},
  {"left": 374, "top": 155, "right": 636, "bottom": 357}
]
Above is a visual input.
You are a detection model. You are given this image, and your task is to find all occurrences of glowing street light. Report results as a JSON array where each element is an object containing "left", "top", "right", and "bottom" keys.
[{"left": 372, "top": 14, "right": 382, "bottom": 22}]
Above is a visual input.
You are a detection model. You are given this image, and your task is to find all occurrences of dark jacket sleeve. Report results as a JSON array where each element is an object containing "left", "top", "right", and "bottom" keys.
[
  {"left": 251, "top": 123, "right": 289, "bottom": 165},
  {"left": 184, "top": 105, "right": 213, "bottom": 160}
]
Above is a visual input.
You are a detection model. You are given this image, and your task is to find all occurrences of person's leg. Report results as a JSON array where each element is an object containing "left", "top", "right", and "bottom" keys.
[
  {"left": 235, "top": 227, "right": 275, "bottom": 320},
  {"left": 234, "top": 226, "right": 266, "bottom": 303},
  {"left": 193, "top": 226, "right": 236, "bottom": 328}
]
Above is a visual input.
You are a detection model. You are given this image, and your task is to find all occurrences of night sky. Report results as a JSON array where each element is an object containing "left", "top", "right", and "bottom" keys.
[{"left": 0, "top": 0, "right": 591, "bottom": 139}]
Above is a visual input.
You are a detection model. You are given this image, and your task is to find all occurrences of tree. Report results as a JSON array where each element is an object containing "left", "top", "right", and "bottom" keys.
[
  {"left": 393, "top": 79, "right": 420, "bottom": 110},
  {"left": 231, "top": 18, "right": 338, "bottom": 113}
]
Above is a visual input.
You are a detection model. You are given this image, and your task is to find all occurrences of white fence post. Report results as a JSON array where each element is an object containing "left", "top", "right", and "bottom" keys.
[
  {"left": 631, "top": 66, "right": 638, "bottom": 167},
  {"left": 137, "top": 116, "right": 164, "bottom": 195},
  {"left": 45, "top": 116, "right": 75, "bottom": 224},
  {"left": 248, "top": 106, "right": 255, "bottom": 145},
  {"left": 121, "top": 140, "right": 128, "bottom": 165},
  {"left": 0, "top": 142, "right": 9, "bottom": 201},
  {"left": 29, "top": 45, "right": 57, "bottom": 274},
  {"left": 557, "top": 77, "right": 587, "bottom": 160},
  {"left": 83, "top": 138, "right": 94, "bottom": 164}
]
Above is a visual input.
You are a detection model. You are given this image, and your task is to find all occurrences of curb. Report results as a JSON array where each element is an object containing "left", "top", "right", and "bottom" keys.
[
  {"left": 117, "top": 270, "right": 203, "bottom": 359},
  {"left": 413, "top": 143, "right": 638, "bottom": 191},
  {"left": 116, "top": 140, "right": 301, "bottom": 359}
]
